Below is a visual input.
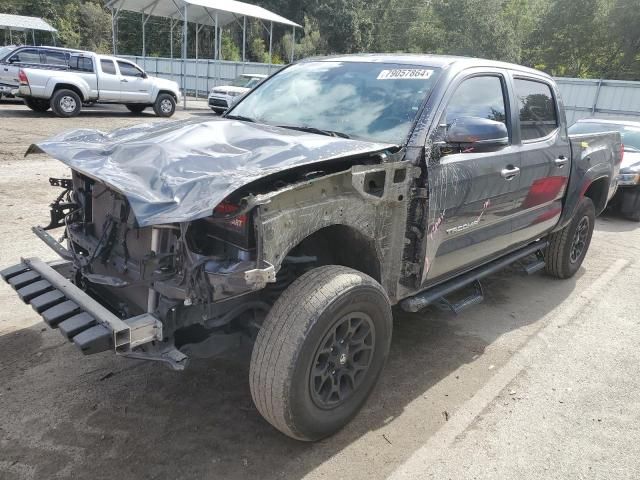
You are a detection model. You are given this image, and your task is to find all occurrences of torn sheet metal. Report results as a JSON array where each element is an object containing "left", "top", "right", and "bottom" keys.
[{"left": 27, "top": 117, "right": 394, "bottom": 226}]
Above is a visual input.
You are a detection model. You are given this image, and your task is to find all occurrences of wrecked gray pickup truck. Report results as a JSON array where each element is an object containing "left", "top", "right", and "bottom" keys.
[{"left": 2, "top": 55, "right": 621, "bottom": 441}]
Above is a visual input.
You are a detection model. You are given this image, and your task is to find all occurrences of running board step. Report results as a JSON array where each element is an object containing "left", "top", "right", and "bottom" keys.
[
  {"left": 435, "top": 280, "right": 484, "bottom": 315},
  {"left": 401, "top": 240, "right": 548, "bottom": 313},
  {"left": 522, "top": 252, "right": 545, "bottom": 275}
]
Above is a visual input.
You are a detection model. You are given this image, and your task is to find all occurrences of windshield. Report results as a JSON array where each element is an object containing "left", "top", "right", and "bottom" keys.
[
  {"left": 569, "top": 121, "right": 640, "bottom": 152},
  {"left": 231, "top": 76, "right": 262, "bottom": 88},
  {"left": 228, "top": 61, "right": 440, "bottom": 144}
]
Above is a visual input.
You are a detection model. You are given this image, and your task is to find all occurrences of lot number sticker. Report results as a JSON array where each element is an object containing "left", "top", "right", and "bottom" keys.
[{"left": 377, "top": 69, "right": 433, "bottom": 80}]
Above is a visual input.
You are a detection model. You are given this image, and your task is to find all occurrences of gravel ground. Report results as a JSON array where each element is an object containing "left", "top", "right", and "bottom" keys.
[{"left": 0, "top": 100, "right": 638, "bottom": 480}]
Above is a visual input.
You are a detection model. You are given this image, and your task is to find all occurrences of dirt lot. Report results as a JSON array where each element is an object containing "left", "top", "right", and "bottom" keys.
[{"left": 0, "top": 100, "right": 639, "bottom": 480}]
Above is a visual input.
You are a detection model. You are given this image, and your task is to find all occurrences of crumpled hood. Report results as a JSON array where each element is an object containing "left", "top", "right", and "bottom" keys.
[{"left": 28, "top": 117, "right": 393, "bottom": 226}]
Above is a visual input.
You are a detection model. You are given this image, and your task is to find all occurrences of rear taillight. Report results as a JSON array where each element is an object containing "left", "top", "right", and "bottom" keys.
[{"left": 18, "top": 69, "right": 28, "bottom": 85}]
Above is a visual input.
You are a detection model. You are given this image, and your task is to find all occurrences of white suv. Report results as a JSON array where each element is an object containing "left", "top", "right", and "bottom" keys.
[{"left": 208, "top": 74, "right": 266, "bottom": 113}]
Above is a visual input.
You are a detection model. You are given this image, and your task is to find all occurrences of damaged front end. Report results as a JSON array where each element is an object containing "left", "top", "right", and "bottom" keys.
[
  {"left": 4, "top": 118, "right": 395, "bottom": 370},
  {"left": 3, "top": 173, "right": 277, "bottom": 370}
]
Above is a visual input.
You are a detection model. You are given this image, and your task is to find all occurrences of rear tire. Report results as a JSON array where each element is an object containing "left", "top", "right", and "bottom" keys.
[
  {"left": 250, "top": 265, "right": 393, "bottom": 441},
  {"left": 50, "top": 89, "right": 82, "bottom": 117},
  {"left": 24, "top": 97, "right": 50, "bottom": 112},
  {"left": 153, "top": 93, "right": 176, "bottom": 117},
  {"left": 126, "top": 104, "right": 146, "bottom": 114},
  {"left": 545, "top": 197, "right": 595, "bottom": 279}
]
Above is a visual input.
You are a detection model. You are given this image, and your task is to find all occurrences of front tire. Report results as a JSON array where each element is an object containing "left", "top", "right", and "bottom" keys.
[
  {"left": 24, "top": 97, "right": 50, "bottom": 112},
  {"left": 153, "top": 93, "right": 176, "bottom": 117},
  {"left": 250, "top": 265, "right": 393, "bottom": 441},
  {"left": 545, "top": 197, "right": 595, "bottom": 279},
  {"left": 50, "top": 89, "right": 82, "bottom": 117}
]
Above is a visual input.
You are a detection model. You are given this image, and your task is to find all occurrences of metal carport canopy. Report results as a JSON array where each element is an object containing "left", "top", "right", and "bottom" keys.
[
  {"left": 0, "top": 13, "right": 57, "bottom": 45},
  {"left": 107, "top": 0, "right": 300, "bottom": 108},
  {"left": 106, "top": 0, "right": 300, "bottom": 28},
  {"left": 0, "top": 13, "right": 57, "bottom": 32}
]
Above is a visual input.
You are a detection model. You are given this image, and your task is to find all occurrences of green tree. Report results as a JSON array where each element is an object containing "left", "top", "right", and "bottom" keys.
[
  {"left": 525, "top": 0, "right": 610, "bottom": 77},
  {"left": 280, "top": 16, "right": 327, "bottom": 61},
  {"left": 78, "top": 2, "right": 112, "bottom": 52},
  {"left": 221, "top": 31, "right": 241, "bottom": 61},
  {"left": 605, "top": 0, "right": 640, "bottom": 79}
]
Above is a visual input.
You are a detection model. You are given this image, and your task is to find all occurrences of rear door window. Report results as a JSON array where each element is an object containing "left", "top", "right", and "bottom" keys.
[
  {"left": 100, "top": 59, "right": 117, "bottom": 75},
  {"left": 70, "top": 56, "right": 94, "bottom": 73},
  {"left": 514, "top": 78, "right": 558, "bottom": 141},
  {"left": 42, "top": 50, "right": 68, "bottom": 66},
  {"left": 9, "top": 48, "right": 41, "bottom": 64}
]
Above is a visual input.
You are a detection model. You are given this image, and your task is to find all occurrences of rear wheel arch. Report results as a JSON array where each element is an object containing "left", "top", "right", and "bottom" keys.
[
  {"left": 583, "top": 176, "right": 610, "bottom": 215},
  {"left": 52, "top": 83, "right": 85, "bottom": 102}
]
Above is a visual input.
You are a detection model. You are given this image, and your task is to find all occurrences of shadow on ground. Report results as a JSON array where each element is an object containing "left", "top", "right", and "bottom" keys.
[
  {"left": 595, "top": 208, "right": 640, "bottom": 233},
  {"left": 0, "top": 260, "right": 582, "bottom": 480},
  {"left": 0, "top": 103, "right": 209, "bottom": 120}
]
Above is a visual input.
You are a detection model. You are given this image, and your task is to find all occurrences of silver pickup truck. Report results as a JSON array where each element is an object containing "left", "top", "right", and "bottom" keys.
[{"left": 17, "top": 52, "right": 181, "bottom": 117}]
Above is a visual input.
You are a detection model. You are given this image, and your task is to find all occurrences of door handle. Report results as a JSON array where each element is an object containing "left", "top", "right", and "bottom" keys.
[
  {"left": 121, "top": 78, "right": 128, "bottom": 83},
  {"left": 554, "top": 156, "right": 568, "bottom": 168},
  {"left": 501, "top": 166, "right": 520, "bottom": 180}
]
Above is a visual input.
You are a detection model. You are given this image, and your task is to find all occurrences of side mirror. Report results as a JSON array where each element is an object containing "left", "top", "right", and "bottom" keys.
[
  {"left": 445, "top": 116, "right": 508, "bottom": 148},
  {"left": 141, "top": 72, "right": 148, "bottom": 79},
  {"left": 7, "top": 57, "right": 17, "bottom": 64}
]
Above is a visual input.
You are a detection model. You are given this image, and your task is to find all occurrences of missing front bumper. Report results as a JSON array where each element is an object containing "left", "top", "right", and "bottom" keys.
[{"left": 1, "top": 258, "right": 185, "bottom": 367}]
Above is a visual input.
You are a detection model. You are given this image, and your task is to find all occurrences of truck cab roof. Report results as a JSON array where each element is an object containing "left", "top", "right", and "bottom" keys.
[{"left": 303, "top": 53, "right": 551, "bottom": 79}]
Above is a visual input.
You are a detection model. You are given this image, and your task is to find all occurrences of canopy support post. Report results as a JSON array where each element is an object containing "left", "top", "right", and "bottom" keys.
[
  {"left": 142, "top": 13, "right": 146, "bottom": 56},
  {"left": 195, "top": 23, "right": 204, "bottom": 99},
  {"left": 242, "top": 16, "right": 246, "bottom": 63},
  {"left": 268, "top": 22, "right": 273, "bottom": 73},
  {"left": 195, "top": 22, "right": 198, "bottom": 99},
  {"left": 170, "top": 19, "right": 174, "bottom": 81},
  {"left": 215, "top": 13, "right": 219, "bottom": 88},
  {"left": 32, "top": 29, "right": 36, "bottom": 46},
  {"left": 214, "top": 14, "right": 218, "bottom": 61},
  {"left": 291, "top": 26, "right": 295, "bottom": 63},
  {"left": 9, "top": 28, "right": 12, "bottom": 45},
  {"left": 111, "top": 8, "right": 120, "bottom": 55},
  {"left": 182, "top": 4, "right": 188, "bottom": 110}
]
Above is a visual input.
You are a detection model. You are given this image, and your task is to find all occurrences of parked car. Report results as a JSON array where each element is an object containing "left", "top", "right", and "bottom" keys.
[
  {"left": 2, "top": 55, "right": 621, "bottom": 441},
  {"left": 569, "top": 118, "right": 640, "bottom": 221},
  {"left": 16, "top": 52, "right": 181, "bottom": 117},
  {"left": 0, "top": 45, "right": 83, "bottom": 98},
  {"left": 208, "top": 73, "right": 267, "bottom": 113},
  {"left": 0, "top": 45, "right": 18, "bottom": 97}
]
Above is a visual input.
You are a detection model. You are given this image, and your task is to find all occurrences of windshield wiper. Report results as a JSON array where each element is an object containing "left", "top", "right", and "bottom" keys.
[
  {"left": 276, "top": 125, "right": 351, "bottom": 139},
  {"left": 225, "top": 114, "right": 256, "bottom": 123}
]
